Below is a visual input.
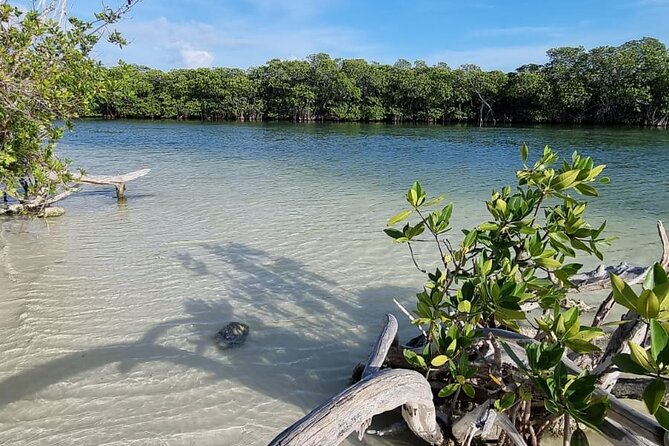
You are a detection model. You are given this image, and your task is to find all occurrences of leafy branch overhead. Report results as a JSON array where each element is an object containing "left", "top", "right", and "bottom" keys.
[{"left": 0, "top": 1, "right": 140, "bottom": 205}]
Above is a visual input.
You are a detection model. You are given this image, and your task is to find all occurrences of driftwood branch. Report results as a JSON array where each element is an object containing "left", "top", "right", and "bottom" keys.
[
  {"left": 267, "top": 368, "right": 443, "bottom": 446},
  {"left": 578, "top": 220, "right": 669, "bottom": 293},
  {"left": 46, "top": 168, "right": 151, "bottom": 199},
  {"left": 3, "top": 168, "right": 151, "bottom": 216},
  {"left": 268, "top": 314, "right": 444, "bottom": 446},
  {"left": 362, "top": 314, "right": 399, "bottom": 379},
  {"left": 0, "top": 188, "right": 76, "bottom": 216},
  {"left": 612, "top": 377, "right": 669, "bottom": 403},
  {"left": 593, "top": 310, "right": 646, "bottom": 390},
  {"left": 600, "top": 418, "right": 659, "bottom": 446},
  {"left": 572, "top": 263, "right": 647, "bottom": 291},
  {"left": 452, "top": 400, "right": 526, "bottom": 446},
  {"left": 74, "top": 168, "right": 150, "bottom": 199}
]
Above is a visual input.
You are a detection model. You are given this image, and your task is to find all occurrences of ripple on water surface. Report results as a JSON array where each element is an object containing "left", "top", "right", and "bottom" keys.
[{"left": 1, "top": 121, "right": 668, "bottom": 445}]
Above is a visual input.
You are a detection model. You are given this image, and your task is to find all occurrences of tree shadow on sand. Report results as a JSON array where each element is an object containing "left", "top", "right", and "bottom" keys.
[{"left": 0, "top": 242, "right": 417, "bottom": 427}]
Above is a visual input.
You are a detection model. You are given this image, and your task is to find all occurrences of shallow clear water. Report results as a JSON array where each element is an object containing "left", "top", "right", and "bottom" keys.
[{"left": 1, "top": 121, "right": 668, "bottom": 445}]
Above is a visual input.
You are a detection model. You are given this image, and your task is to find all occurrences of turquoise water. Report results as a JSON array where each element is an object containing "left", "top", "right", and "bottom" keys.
[{"left": 0, "top": 121, "right": 668, "bottom": 445}]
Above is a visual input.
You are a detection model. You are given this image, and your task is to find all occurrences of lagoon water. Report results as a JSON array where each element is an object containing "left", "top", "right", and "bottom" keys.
[{"left": 1, "top": 121, "right": 669, "bottom": 445}]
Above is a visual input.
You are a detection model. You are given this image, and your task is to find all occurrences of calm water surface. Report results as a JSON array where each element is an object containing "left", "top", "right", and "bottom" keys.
[{"left": 1, "top": 121, "right": 668, "bottom": 445}]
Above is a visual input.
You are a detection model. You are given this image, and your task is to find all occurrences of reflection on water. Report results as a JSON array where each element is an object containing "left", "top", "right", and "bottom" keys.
[{"left": 0, "top": 121, "right": 668, "bottom": 445}]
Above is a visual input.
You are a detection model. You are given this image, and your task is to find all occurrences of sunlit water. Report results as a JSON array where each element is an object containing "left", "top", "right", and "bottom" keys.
[{"left": 1, "top": 121, "right": 668, "bottom": 445}]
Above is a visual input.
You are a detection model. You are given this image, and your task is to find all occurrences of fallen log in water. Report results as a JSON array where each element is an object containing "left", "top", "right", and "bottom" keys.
[
  {"left": 1, "top": 168, "right": 151, "bottom": 216},
  {"left": 74, "top": 168, "right": 151, "bottom": 198}
]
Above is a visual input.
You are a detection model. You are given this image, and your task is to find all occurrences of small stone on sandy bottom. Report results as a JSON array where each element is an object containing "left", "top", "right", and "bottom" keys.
[{"left": 213, "top": 322, "right": 249, "bottom": 349}]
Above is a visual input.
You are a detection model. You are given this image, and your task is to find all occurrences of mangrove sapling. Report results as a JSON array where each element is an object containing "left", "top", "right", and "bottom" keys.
[{"left": 385, "top": 144, "right": 617, "bottom": 445}]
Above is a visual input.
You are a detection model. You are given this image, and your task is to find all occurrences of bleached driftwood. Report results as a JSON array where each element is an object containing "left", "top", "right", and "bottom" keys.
[
  {"left": 74, "top": 168, "right": 150, "bottom": 199},
  {"left": 612, "top": 377, "right": 669, "bottom": 403},
  {"left": 577, "top": 221, "right": 669, "bottom": 292},
  {"left": 2, "top": 168, "right": 150, "bottom": 216},
  {"left": 592, "top": 310, "right": 647, "bottom": 391},
  {"left": 268, "top": 369, "right": 443, "bottom": 446},
  {"left": 573, "top": 262, "right": 647, "bottom": 290},
  {"left": 362, "top": 313, "right": 399, "bottom": 379},
  {"left": 45, "top": 168, "right": 150, "bottom": 199},
  {"left": 0, "top": 188, "right": 76, "bottom": 216},
  {"left": 268, "top": 314, "right": 444, "bottom": 446},
  {"left": 451, "top": 400, "right": 526, "bottom": 446}
]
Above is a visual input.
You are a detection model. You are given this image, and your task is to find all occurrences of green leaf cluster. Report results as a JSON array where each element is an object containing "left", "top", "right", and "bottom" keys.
[
  {"left": 0, "top": 2, "right": 138, "bottom": 203},
  {"left": 386, "top": 144, "right": 611, "bottom": 439},
  {"left": 610, "top": 264, "right": 669, "bottom": 430}
]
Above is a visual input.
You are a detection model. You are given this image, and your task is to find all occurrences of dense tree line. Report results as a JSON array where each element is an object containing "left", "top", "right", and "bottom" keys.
[{"left": 91, "top": 38, "right": 669, "bottom": 126}]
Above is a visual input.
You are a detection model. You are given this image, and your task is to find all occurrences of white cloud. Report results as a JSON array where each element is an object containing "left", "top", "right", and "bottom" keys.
[
  {"left": 92, "top": 14, "right": 378, "bottom": 70},
  {"left": 180, "top": 47, "right": 214, "bottom": 68}
]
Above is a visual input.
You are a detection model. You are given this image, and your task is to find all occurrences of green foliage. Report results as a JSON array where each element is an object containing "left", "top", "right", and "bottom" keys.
[
  {"left": 0, "top": 1, "right": 139, "bottom": 202},
  {"left": 535, "top": 305, "right": 604, "bottom": 353},
  {"left": 609, "top": 262, "right": 669, "bottom": 429},
  {"left": 85, "top": 38, "right": 669, "bottom": 126},
  {"left": 502, "top": 339, "right": 607, "bottom": 433},
  {"left": 387, "top": 145, "right": 611, "bottom": 439}
]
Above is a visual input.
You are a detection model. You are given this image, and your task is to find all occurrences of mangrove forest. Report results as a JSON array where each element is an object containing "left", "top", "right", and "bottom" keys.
[{"left": 91, "top": 37, "right": 669, "bottom": 126}]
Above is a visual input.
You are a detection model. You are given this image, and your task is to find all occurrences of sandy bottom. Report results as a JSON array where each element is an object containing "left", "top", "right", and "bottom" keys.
[{"left": 1, "top": 121, "right": 667, "bottom": 445}]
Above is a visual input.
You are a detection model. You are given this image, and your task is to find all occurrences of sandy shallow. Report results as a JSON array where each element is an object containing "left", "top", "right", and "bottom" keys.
[{"left": 1, "top": 121, "right": 667, "bottom": 445}]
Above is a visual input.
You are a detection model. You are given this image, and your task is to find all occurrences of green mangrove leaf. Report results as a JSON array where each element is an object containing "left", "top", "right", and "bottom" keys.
[
  {"left": 551, "top": 169, "right": 580, "bottom": 191},
  {"left": 629, "top": 341, "right": 656, "bottom": 373},
  {"left": 610, "top": 273, "right": 639, "bottom": 312},
  {"left": 612, "top": 353, "right": 652, "bottom": 375},
  {"left": 521, "top": 143, "right": 529, "bottom": 164},
  {"left": 565, "top": 339, "right": 601, "bottom": 354},
  {"left": 655, "top": 406, "right": 669, "bottom": 431},
  {"left": 494, "top": 392, "right": 516, "bottom": 412},
  {"left": 438, "top": 383, "right": 459, "bottom": 398},
  {"left": 431, "top": 355, "right": 449, "bottom": 367},
  {"left": 639, "top": 290, "right": 661, "bottom": 319},
  {"left": 423, "top": 195, "right": 445, "bottom": 207},
  {"left": 388, "top": 209, "right": 413, "bottom": 226},
  {"left": 574, "top": 183, "right": 599, "bottom": 197},
  {"left": 534, "top": 257, "right": 562, "bottom": 269},
  {"left": 651, "top": 319, "right": 669, "bottom": 361},
  {"left": 570, "top": 428, "right": 590, "bottom": 446},
  {"left": 462, "top": 383, "right": 475, "bottom": 398},
  {"left": 643, "top": 378, "right": 666, "bottom": 415},
  {"left": 457, "top": 300, "right": 471, "bottom": 314}
]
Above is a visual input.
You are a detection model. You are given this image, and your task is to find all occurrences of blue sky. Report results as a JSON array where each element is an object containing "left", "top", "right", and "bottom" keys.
[{"left": 66, "top": 0, "right": 669, "bottom": 72}]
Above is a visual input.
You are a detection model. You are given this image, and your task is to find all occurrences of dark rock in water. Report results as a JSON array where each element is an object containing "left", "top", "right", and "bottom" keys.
[{"left": 213, "top": 322, "right": 249, "bottom": 349}]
